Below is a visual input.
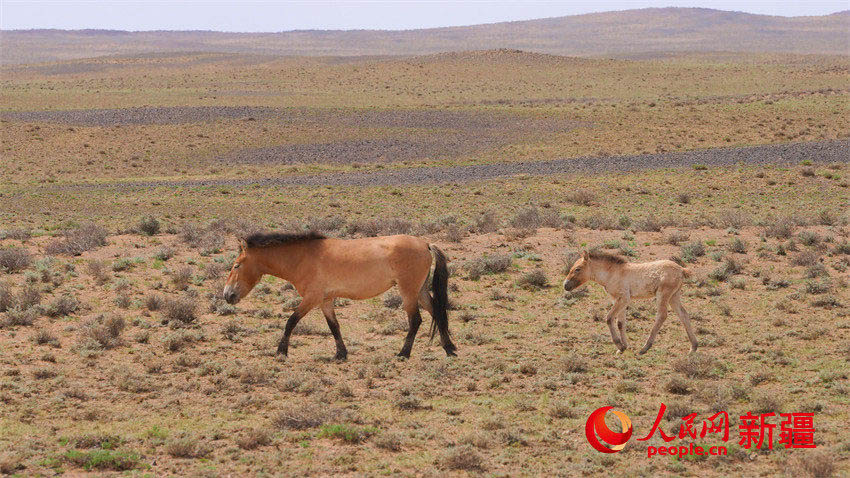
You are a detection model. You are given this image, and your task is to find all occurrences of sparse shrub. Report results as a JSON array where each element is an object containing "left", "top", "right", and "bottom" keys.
[
  {"left": 440, "top": 445, "right": 485, "bottom": 471},
  {"left": 676, "top": 192, "right": 691, "bottom": 204},
  {"left": 273, "top": 403, "right": 342, "bottom": 430},
  {"left": 236, "top": 428, "right": 272, "bottom": 450},
  {"left": 443, "top": 223, "right": 467, "bottom": 243},
  {"left": 666, "top": 231, "right": 689, "bottom": 246},
  {"left": 472, "top": 210, "right": 500, "bottom": 233},
  {"left": 153, "top": 246, "right": 174, "bottom": 261},
  {"left": 171, "top": 266, "right": 193, "bottom": 291},
  {"left": 33, "top": 329, "right": 60, "bottom": 347},
  {"left": 3, "top": 307, "right": 37, "bottom": 327},
  {"left": 465, "top": 254, "right": 511, "bottom": 280},
  {"left": 635, "top": 215, "right": 662, "bottom": 232},
  {"left": 383, "top": 293, "right": 403, "bottom": 309},
  {"left": 87, "top": 260, "right": 110, "bottom": 285},
  {"left": 728, "top": 237, "right": 747, "bottom": 254},
  {"left": 374, "top": 431, "right": 403, "bottom": 451},
  {"left": 681, "top": 242, "right": 705, "bottom": 262},
  {"left": 144, "top": 294, "right": 163, "bottom": 311},
  {"left": 2, "top": 228, "right": 31, "bottom": 241},
  {"left": 805, "top": 280, "right": 831, "bottom": 295},
  {"left": 0, "top": 283, "right": 13, "bottom": 312},
  {"left": 566, "top": 189, "right": 596, "bottom": 206},
  {"left": 79, "top": 315, "right": 125, "bottom": 350},
  {"left": 798, "top": 231, "right": 822, "bottom": 247},
  {"left": 163, "top": 296, "right": 196, "bottom": 325},
  {"left": 509, "top": 206, "right": 542, "bottom": 230},
  {"left": 17, "top": 284, "right": 41, "bottom": 310},
  {"left": 318, "top": 424, "right": 377, "bottom": 444},
  {"left": 673, "top": 354, "right": 723, "bottom": 379},
  {"left": 764, "top": 217, "right": 796, "bottom": 239},
  {"left": 0, "top": 248, "right": 31, "bottom": 272},
  {"left": 162, "top": 330, "right": 202, "bottom": 352},
  {"left": 45, "top": 223, "right": 108, "bottom": 256},
  {"left": 305, "top": 215, "right": 347, "bottom": 233},
  {"left": 791, "top": 251, "right": 819, "bottom": 267},
  {"left": 540, "top": 209, "right": 566, "bottom": 229},
  {"left": 549, "top": 402, "right": 576, "bottom": 419},
  {"left": 665, "top": 376, "right": 692, "bottom": 395},
  {"left": 43, "top": 294, "right": 79, "bottom": 317},
  {"left": 797, "top": 450, "right": 835, "bottom": 478},
  {"left": 62, "top": 449, "right": 141, "bottom": 471},
  {"left": 582, "top": 213, "right": 616, "bottom": 230},
  {"left": 138, "top": 216, "right": 160, "bottom": 236},
  {"left": 562, "top": 354, "right": 588, "bottom": 373},
  {"left": 165, "top": 436, "right": 211, "bottom": 458},
  {"left": 801, "top": 167, "right": 815, "bottom": 177},
  {"left": 816, "top": 209, "right": 836, "bottom": 226},
  {"left": 517, "top": 269, "right": 548, "bottom": 289}
]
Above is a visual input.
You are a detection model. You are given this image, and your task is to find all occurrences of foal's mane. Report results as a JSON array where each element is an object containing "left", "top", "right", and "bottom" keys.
[
  {"left": 244, "top": 231, "right": 326, "bottom": 249},
  {"left": 587, "top": 250, "right": 628, "bottom": 264}
]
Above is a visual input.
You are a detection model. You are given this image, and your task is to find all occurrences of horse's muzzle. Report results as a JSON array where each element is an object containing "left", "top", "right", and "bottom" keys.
[
  {"left": 563, "top": 279, "right": 578, "bottom": 292},
  {"left": 223, "top": 286, "right": 240, "bottom": 304}
]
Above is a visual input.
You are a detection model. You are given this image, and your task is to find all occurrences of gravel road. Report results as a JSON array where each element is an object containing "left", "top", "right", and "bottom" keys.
[{"left": 54, "top": 139, "right": 849, "bottom": 190}]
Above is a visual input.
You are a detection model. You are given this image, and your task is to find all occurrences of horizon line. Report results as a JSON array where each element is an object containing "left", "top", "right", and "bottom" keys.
[{"left": 2, "top": 7, "right": 848, "bottom": 35}]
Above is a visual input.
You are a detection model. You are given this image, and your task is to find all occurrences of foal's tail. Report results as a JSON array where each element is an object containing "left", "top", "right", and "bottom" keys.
[{"left": 429, "top": 245, "right": 457, "bottom": 355}]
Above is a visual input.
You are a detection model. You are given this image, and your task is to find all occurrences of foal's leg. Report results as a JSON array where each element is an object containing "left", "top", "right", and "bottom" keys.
[
  {"left": 276, "top": 296, "right": 320, "bottom": 356},
  {"left": 639, "top": 290, "right": 671, "bottom": 355},
  {"left": 320, "top": 299, "right": 348, "bottom": 360},
  {"left": 617, "top": 306, "right": 629, "bottom": 352},
  {"left": 397, "top": 288, "right": 424, "bottom": 358},
  {"left": 670, "top": 291, "right": 698, "bottom": 355},
  {"left": 605, "top": 297, "right": 628, "bottom": 352}
]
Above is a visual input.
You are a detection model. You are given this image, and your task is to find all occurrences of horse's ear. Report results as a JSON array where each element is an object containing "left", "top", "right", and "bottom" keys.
[
  {"left": 581, "top": 250, "right": 589, "bottom": 259},
  {"left": 238, "top": 238, "right": 248, "bottom": 252}
]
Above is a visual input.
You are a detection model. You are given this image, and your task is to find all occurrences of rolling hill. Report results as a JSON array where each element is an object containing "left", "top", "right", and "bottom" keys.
[{"left": 1, "top": 8, "right": 848, "bottom": 64}]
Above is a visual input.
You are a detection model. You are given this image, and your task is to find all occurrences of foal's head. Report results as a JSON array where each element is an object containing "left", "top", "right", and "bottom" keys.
[
  {"left": 223, "top": 240, "right": 263, "bottom": 305},
  {"left": 563, "top": 251, "right": 592, "bottom": 292}
]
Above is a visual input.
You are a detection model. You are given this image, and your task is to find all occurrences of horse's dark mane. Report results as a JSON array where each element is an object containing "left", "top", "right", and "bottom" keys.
[
  {"left": 587, "top": 250, "right": 628, "bottom": 264},
  {"left": 244, "top": 231, "right": 325, "bottom": 249}
]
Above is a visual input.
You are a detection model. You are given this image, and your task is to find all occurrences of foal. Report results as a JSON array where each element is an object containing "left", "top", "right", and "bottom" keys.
[
  {"left": 223, "top": 231, "right": 456, "bottom": 359},
  {"left": 563, "top": 251, "right": 697, "bottom": 355}
]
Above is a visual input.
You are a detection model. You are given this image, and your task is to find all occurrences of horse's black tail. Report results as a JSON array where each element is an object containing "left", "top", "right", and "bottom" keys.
[{"left": 429, "top": 245, "right": 457, "bottom": 356}]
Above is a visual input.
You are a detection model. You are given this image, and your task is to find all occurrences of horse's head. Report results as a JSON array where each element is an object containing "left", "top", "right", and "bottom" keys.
[
  {"left": 223, "top": 239, "right": 262, "bottom": 304},
  {"left": 563, "top": 251, "right": 591, "bottom": 292}
]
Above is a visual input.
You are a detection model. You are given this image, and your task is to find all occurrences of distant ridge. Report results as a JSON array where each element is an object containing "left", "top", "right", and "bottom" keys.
[{"left": 2, "top": 7, "right": 848, "bottom": 64}]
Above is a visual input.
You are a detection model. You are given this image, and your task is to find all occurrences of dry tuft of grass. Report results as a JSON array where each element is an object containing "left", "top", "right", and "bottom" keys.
[
  {"left": 673, "top": 354, "right": 723, "bottom": 379},
  {"left": 272, "top": 403, "right": 342, "bottom": 430},
  {"left": 165, "top": 436, "right": 211, "bottom": 459},
  {"left": 440, "top": 445, "right": 485, "bottom": 471},
  {"left": 236, "top": 428, "right": 272, "bottom": 450}
]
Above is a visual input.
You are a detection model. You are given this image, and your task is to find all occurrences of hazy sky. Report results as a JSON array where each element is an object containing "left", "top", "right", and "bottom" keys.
[{"left": 2, "top": 1, "right": 847, "bottom": 31}]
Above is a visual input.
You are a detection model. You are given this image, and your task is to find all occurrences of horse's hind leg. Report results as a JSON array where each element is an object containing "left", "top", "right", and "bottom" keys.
[
  {"left": 321, "top": 299, "right": 347, "bottom": 361},
  {"left": 670, "top": 290, "right": 698, "bottom": 355},
  {"left": 397, "top": 283, "right": 425, "bottom": 358},
  {"left": 639, "top": 290, "right": 671, "bottom": 355}
]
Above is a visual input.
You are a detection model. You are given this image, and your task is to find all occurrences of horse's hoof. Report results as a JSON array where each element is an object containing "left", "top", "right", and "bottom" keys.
[
  {"left": 397, "top": 352, "right": 411, "bottom": 359},
  {"left": 638, "top": 348, "right": 648, "bottom": 355},
  {"left": 334, "top": 353, "right": 348, "bottom": 361},
  {"left": 445, "top": 350, "right": 457, "bottom": 357}
]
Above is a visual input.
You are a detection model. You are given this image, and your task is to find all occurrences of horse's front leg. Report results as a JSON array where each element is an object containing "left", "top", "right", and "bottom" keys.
[
  {"left": 276, "top": 296, "right": 320, "bottom": 357},
  {"left": 605, "top": 297, "right": 628, "bottom": 353}
]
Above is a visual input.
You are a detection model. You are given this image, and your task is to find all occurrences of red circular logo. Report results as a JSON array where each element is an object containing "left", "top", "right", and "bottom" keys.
[{"left": 585, "top": 406, "right": 633, "bottom": 453}]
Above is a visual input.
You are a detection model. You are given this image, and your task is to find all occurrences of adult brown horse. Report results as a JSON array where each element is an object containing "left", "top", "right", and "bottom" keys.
[{"left": 223, "top": 231, "right": 456, "bottom": 360}]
